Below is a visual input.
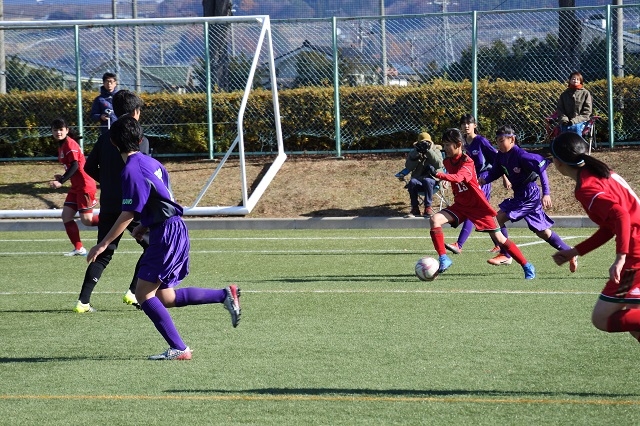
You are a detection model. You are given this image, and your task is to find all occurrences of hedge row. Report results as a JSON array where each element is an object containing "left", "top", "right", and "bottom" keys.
[{"left": 1, "top": 77, "right": 638, "bottom": 158}]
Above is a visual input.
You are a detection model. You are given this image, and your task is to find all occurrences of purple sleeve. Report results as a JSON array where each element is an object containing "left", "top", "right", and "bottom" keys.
[{"left": 520, "top": 151, "right": 551, "bottom": 195}]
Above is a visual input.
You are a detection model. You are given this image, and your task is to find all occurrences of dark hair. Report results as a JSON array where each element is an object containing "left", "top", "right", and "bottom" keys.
[
  {"left": 442, "top": 128, "right": 464, "bottom": 145},
  {"left": 568, "top": 71, "right": 584, "bottom": 84},
  {"left": 110, "top": 116, "right": 143, "bottom": 154},
  {"left": 112, "top": 90, "right": 144, "bottom": 118},
  {"left": 550, "top": 132, "right": 610, "bottom": 178},
  {"left": 459, "top": 114, "right": 476, "bottom": 126},
  {"left": 51, "top": 117, "right": 82, "bottom": 140},
  {"left": 102, "top": 72, "right": 117, "bottom": 82},
  {"left": 51, "top": 117, "right": 68, "bottom": 130},
  {"left": 496, "top": 125, "right": 519, "bottom": 145}
]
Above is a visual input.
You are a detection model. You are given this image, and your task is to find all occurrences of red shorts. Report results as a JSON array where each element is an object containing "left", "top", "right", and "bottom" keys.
[
  {"left": 64, "top": 190, "right": 97, "bottom": 213},
  {"left": 600, "top": 268, "right": 640, "bottom": 305},
  {"left": 441, "top": 203, "right": 500, "bottom": 232}
]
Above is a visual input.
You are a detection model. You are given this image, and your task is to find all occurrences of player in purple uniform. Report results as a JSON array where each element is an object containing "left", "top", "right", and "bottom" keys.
[
  {"left": 444, "top": 114, "right": 505, "bottom": 254},
  {"left": 86, "top": 116, "right": 241, "bottom": 361},
  {"left": 479, "top": 125, "right": 577, "bottom": 272}
]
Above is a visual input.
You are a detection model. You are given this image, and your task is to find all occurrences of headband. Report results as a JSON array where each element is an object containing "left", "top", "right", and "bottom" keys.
[{"left": 496, "top": 133, "right": 515, "bottom": 137}]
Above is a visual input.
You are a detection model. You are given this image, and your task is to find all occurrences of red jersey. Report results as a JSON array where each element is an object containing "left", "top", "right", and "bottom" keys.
[
  {"left": 574, "top": 169, "right": 640, "bottom": 265},
  {"left": 437, "top": 153, "right": 495, "bottom": 212},
  {"left": 58, "top": 137, "right": 96, "bottom": 194}
]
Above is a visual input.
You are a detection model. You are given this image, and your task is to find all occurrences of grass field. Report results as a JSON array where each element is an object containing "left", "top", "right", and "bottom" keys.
[{"left": 1, "top": 227, "right": 639, "bottom": 425}]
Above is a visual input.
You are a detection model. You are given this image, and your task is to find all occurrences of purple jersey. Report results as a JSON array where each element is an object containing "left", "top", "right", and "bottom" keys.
[
  {"left": 465, "top": 134, "right": 497, "bottom": 176},
  {"left": 485, "top": 145, "right": 551, "bottom": 198},
  {"left": 120, "top": 152, "right": 183, "bottom": 227}
]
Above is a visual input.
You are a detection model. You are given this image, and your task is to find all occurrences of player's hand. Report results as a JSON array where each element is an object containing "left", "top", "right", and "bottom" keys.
[
  {"left": 131, "top": 224, "right": 148, "bottom": 241},
  {"left": 502, "top": 176, "right": 511, "bottom": 190},
  {"left": 552, "top": 248, "right": 578, "bottom": 266},
  {"left": 48, "top": 180, "right": 62, "bottom": 189},
  {"left": 86, "top": 244, "right": 106, "bottom": 263},
  {"left": 542, "top": 194, "right": 552, "bottom": 210},
  {"left": 610, "top": 254, "right": 626, "bottom": 284}
]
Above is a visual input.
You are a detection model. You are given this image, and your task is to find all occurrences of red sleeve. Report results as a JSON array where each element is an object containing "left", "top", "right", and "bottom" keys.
[
  {"left": 435, "top": 163, "right": 473, "bottom": 184},
  {"left": 574, "top": 203, "right": 629, "bottom": 255}
]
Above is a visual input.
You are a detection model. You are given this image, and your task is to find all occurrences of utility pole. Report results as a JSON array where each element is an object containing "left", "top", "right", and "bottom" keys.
[
  {"left": 435, "top": 0, "right": 454, "bottom": 68},
  {"left": 0, "top": 0, "right": 5, "bottom": 94},
  {"left": 380, "top": 0, "right": 387, "bottom": 86}
]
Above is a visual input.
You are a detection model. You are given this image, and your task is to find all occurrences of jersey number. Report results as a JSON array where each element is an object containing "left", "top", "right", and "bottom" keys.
[{"left": 455, "top": 182, "right": 469, "bottom": 192}]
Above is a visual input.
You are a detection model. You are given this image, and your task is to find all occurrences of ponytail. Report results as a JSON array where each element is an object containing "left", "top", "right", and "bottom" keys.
[{"left": 550, "top": 132, "right": 610, "bottom": 178}]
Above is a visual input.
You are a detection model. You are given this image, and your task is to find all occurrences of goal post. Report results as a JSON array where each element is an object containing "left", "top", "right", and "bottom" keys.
[{"left": 0, "top": 15, "right": 284, "bottom": 219}]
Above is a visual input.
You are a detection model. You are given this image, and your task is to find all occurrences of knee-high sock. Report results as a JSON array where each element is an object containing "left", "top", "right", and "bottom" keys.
[
  {"left": 501, "top": 238, "right": 528, "bottom": 266},
  {"left": 79, "top": 262, "right": 105, "bottom": 304},
  {"left": 456, "top": 219, "right": 474, "bottom": 248},
  {"left": 64, "top": 220, "right": 82, "bottom": 250},
  {"left": 545, "top": 231, "right": 571, "bottom": 251},
  {"left": 499, "top": 226, "right": 511, "bottom": 258},
  {"left": 174, "top": 287, "right": 226, "bottom": 307},
  {"left": 91, "top": 215, "right": 100, "bottom": 226},
  {"left": 607, "top": 309, "right": 640, "bottom": 332},
  {"left": 430, "top": 227, "right": 446, "bottom": 256},
  {"left": 141, "top": 297, "right": 187, "bottom": 351}
]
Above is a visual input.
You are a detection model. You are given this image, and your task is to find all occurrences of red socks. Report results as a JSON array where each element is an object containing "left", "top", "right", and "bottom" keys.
[
  {"left": 501, "top": 239, "right": 528, "bottom": 266},
  {"left": 430, "top": 227, "right": 446, "bottom": 256},
  {"left": 64, "top": 220, "right": 82, "bottom": 250},
  {"left": 91, "top": 214, "right": 100, "bottom": 226},
  {"left": 607, "top": 309, "right": 640, "bottom": 333}
]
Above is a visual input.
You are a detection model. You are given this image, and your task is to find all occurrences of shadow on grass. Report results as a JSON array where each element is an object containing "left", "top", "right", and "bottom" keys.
[
  {"left": 165, "top": 386, "right": 640, "bottom": 399},
  {"left": 0, "top": 181, "right": 59, "bottom": 209}
]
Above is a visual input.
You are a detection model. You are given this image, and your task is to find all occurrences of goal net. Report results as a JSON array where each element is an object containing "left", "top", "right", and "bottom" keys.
[{"left": 0, "top": 15, "right": 284, "bottom": 219}]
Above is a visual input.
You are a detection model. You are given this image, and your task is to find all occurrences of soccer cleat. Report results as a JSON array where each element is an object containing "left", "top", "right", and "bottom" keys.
[
  {"left": 73, "top": 300, "right": 96, "bottom": 313},
  {"left": 122, "top": 290, "right": 141, "bottom": 309},
  {"left": 444, "top": 242, "right": 462, "bottom": 254},
  {"left": 224, "top": 285, "right": 241, "bottom": 328},
  {"left": 523, "top": 263, "right": 536, "bottom": 280},
  {"left": 64, "top": 247, "right": 87, "bottom": 257},
  {"left": 489, "top": 246, "right": 501, "bottom": 253},
  {"left": 569, "top": 256, "right": 578, "bottom": 273},
  {"left": 438, "top": 254, "right": 453, "bottom": 273},
  {"left": 148, "top": 347, "right": 192, "bottom": 361},
  {"left": 487, "top": 254, "right": 513, "bottom": 266}
]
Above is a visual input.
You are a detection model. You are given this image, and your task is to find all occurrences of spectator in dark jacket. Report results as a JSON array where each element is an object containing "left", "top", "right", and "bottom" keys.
[{"left": 90, "top": 72, "right": 119, "bottom": 135}]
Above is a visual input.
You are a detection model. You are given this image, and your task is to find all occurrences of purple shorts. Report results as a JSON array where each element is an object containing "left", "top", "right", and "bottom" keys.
[
  {"left": 498, "top": 183, "right": 554, "bottom": 232},
  {"left": 137, "top": 216, "right": 190, "bottom": 288}
]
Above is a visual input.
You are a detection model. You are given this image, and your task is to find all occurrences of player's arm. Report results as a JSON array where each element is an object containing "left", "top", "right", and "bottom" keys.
[
  {"left": 86, "top": 210, "right": 135, "bottom": 263},
  {"left": 435, "top": 163, "right": 473, "bottom": 183},
  {"left": 49, "top": 160, "right": 79, "bottom": 188}
]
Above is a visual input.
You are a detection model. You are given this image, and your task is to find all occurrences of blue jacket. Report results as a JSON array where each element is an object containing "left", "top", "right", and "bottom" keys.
[{"left": 90, "top": 86, "right": 119, "bottom": 134}]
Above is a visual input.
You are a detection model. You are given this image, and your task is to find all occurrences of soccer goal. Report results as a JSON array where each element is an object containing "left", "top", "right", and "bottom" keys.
[{"left": 0, "top": 15, "right": 284, "bottom": 219}]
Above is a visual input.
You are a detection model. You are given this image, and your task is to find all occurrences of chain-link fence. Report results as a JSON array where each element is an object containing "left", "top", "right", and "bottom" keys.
[{"left": 0, "top": 5, "right": 638, "bottom": 159}]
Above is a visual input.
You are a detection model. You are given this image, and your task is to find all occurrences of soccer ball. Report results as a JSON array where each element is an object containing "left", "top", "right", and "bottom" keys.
[{"left": 415, "top": 256, "right": 439, "bottom": 281}]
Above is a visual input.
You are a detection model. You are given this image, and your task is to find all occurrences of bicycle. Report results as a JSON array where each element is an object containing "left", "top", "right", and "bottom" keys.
[{"left": 545, "top": 112, "right": 600, "bottom": 154}]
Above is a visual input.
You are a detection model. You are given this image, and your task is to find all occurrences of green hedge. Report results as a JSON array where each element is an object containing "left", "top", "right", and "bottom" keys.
[{"left": 0, "top": 77, "right": 638, "bottom": 158}]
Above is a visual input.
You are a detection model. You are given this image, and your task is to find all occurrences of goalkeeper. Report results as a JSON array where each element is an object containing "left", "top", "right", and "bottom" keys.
[{"left": 396, "top": 132, "right": 444, "bottom": 217}]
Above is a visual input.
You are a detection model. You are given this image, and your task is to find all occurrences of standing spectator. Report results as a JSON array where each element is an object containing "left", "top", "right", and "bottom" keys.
[
  {"left": 77, "top": 90, "right": 150, "bottom": 313},
  {"left": 556, "top": 71, "right": 592, "bottom": 136},
  {"left": 479, "top": 125, "right": 577, "bottom": 272},
  {"left": 87, "top": 116, "right": 241, "bottom": 360},
  {"left": 90, "top": 72, "right": 119, "bottom": 135},
  {"left": 551, "top": 132, "right": 640, "bottom": 344},
  {"left": 48, "top": 118, "right": 99, "bottom": 256},
  {"left": 397, "top": 132, "right": 444, "bottom": 217}
]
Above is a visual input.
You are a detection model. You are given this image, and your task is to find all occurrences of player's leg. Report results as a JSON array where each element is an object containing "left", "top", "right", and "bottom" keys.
[
  {"left": 61, "top": 197, "right": 85, "bottom": 255},
  {"left": 529, "top": 209, "right": 578, "bottom": 273},
  {"left": 445, "top": 219, "right": 473, "bottom": 254},
  {"left": 593, "top": 270, "right": 640, "bottom": 342},
  {"left": 487, "top": 225, "right": 535, "bottom": 279},
  {"left": 430, "top": 209, "right": 456, "bottom": 273},
  {"left": 138, "top": 279, "right": 192, "bottom": 360},
  {"left": 487, "top": 210, "right": 512, "bottom": 265},
  {"left": 77, "top": 192, "right": 99, "bottom": 227}
]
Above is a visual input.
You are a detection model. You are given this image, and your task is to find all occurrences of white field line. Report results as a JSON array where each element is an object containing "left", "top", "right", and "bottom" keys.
[
  {"left": 0, "top": 235, "right": 590, "bottom": 243},
  {"left": 0, "top": 289, "right": 599, "bottom": 296}
]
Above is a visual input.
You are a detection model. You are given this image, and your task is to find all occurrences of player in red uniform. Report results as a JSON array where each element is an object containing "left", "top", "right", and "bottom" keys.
[
  {"left": 428, "top": 128, "right": 536, "bottom": 279},
  {"left": 48, "top": 118, "right": 99, "bottom": 256},
  {"left": 551, "top": 132, "right": 640, "bottom": 341}
]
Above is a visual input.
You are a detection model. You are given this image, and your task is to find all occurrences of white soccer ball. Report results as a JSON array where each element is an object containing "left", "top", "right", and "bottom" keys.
[{"left": 415, "top": 256, "right": 439, "bottom": 281}]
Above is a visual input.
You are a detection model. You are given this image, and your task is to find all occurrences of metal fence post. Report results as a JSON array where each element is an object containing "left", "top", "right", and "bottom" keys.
[
  {"left": 606, "top": 5, "right": 615, "bottom": 149},
  {"left": 471, "top": 11, "right": 478, "bottom": 120},
  {"left": 332, "top": 17, "right": 341, "bottom": 157},
  {"left": 204, "top": 21, "right": 214, "bottom": 160},
  {"left": 74, "top": 25, "right": 83, "bottom": 150}
]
